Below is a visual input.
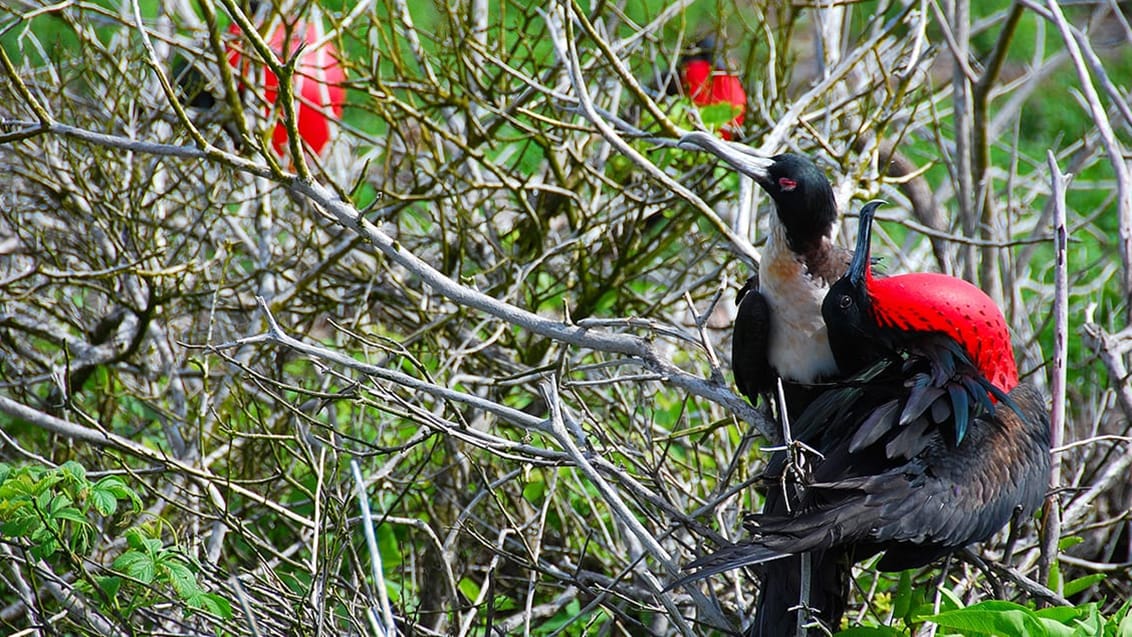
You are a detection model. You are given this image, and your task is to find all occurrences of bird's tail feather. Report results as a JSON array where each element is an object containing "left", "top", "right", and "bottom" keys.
[{"left": 666, "top": 542, "right": 786, "bottom": 591}]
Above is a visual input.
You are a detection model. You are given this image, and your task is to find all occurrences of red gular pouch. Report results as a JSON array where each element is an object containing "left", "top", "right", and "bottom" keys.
[
  {"left": 226, "top": 17, "right": 346, "bottom": 157},
  {"left": 681, "top": 58, "right": 746, "bottom": 140}
]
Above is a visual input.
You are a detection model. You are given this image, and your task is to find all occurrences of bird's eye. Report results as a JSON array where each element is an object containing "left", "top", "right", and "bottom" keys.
[
  {"left": 779, "top": 177, "right": 797, "bottom": 192},
  {"left": 839, "top": 295, "right": 852, "bottom": 309}
]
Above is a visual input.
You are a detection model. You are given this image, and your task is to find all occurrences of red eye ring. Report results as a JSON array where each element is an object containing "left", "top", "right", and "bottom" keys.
[{"left": 779, "top": 177, "right": 797, "bottom": 191}]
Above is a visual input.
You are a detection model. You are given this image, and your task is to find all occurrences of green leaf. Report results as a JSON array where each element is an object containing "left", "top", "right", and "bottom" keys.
[
  {"left": 90, "top": 478, "right": 124, "bottom": 516},
  {"left": 35, "top": 489, "right": 53, "bottom": 511},
  {"left": 58, "top": 460, "right": 87, "bottom": 484},
  {"left": 94, "top": 475, "right": 141, "bottom": 511},
  {"left": 1060, "top": 573, "right": 1105, "bottom": 598},
  {"left": 123, "top": 529, "right": 162, "bottom": 554},
  {"left": 892, "top": 571, "right": 913, "bottom": 619},
  {"left": 1, "top": 511, "right": 41, "bottom": 537},
  {"left": 90, "top": 487, "right": 118, "bottom": 517},
  {"left": 186, "top": 591, "right": 232, "bottom": 618},
  {"left": 522, "top": 479, "right": 546, "bottom": 505},
  {"left": 541, "top": 598, "right": 583, "bottom": 632},
  {"left": 1058, "top": 536, "right": 1084, "bottom": 550},
  {"left": 164, "top": 558, "right": 199, "bottom": 597},
  {"left": 492, "top": 593, "right": 517, "bottom": 612},
  {"left": 1047, "top": 555, "right": 1062, "bottom": 593},
  {"left": 114, "top": 550, "right": 157, "bottom": 584},
  {"left": 1116, "top": 601, "right": 1132, "bottom": 637},
  {"left": 376, "top": 523, "right": 401, "bottom": 570},
  {"left": 97, "top": 575, "right": 123, "bottom": 599},
  {"left": 699, "top": 102, "right": 742, "bottom": 126},
  {"left": 30, "top": 535, "right": 59, "bottom": 560},
  {"left": 929, "top": 601, "right": 1047, "bottom": 636},
  {"left": 53, "top": 504, "right": 89, "bottom": 526},
  {"left": 936, "top": 586, "right": 965, "bottom": 612},
  {"left": 458, "top": 577, "right": 481, "bottom": 602}
]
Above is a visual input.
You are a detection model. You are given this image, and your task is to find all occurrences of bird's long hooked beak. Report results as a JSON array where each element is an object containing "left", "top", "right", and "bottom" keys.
[
  {"left": 849, "top": 200, "right": 886, "bottom": 288},
  {"left": 676, "top": 131, "right": 774, "bottom": 180}
]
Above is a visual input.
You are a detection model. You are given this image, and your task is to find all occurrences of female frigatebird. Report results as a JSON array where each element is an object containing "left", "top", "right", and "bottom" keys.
[
  {"left": 672, "top": 141, "right": 863, "bottom": 635},
  {"left": 729, "top": 152, "right": 857, "bottom": 635}
]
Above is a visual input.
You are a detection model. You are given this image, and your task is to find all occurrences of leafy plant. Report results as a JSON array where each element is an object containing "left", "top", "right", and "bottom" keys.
[{"left": 0, "top": 461, "right": 230, "bottom": 620}]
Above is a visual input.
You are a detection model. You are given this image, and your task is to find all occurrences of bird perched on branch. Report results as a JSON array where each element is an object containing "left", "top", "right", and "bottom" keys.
[
  {"left": 731, "top": 153, "right": 851, "bottom": 421},
  {"left": 681, "top": 200, "right": 1052, "bottom": 634},
  {"left": 173, "top": 6, "right": 345, "bottom": 157},
  {"left": 730, "top": 152, "right": 859, "bottom": 636},
  {"left": 674, "top": 37, "right": 747, "bottom": 140},
  {"left": 669, "top": 137, "right": 860, "bottom": 635}
]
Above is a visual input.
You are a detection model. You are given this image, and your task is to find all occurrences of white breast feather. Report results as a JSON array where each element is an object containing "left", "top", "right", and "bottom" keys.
[{"left": 759, "top": 223, "right": 839, "bottom": 383}]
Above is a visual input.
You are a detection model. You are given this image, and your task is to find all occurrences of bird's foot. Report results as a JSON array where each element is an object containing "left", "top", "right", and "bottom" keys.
[{"left": 762, "top": 439, "right": 824, "bottom": 512}]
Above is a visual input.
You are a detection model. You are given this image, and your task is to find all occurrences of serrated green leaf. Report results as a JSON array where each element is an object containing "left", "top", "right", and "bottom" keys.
[
  {"left": 124, "top": 527, "right": 145, "bottom": 549},
  {"left": 59, "top": 460, "right": 87, "bottom": 484},
  {"left": 94, "top": 475, "right": 136, "bottom": 501},
  {"left": 197, "top": 592, "right": 231, "bottom": 617},
  {"left": 2, "top": 513, "right": 40, "bottom": 537},
  {"left": 46, "top": 492, "right": 72, "bottom": 513},
  {"left": 186, "top": 592, "right": 232, "bottom": 618},
  {"left": 98, "top": 477, "right": 141, "bottom": 512},
  {"left": 90, "top": 488, "right": 118, "bottom": 516},
  {"left": 114, "top": 550, "right": 157, "bottom": 583},
  {"left": 164, "top": 558, "right": 199, "bottom": 597},
  {"left": 37, "top": 472, "right": 63, "bottom": 492},
  {"left": 53, "top": 505, "right": 88, "bottom": 526},
  {"left": 30, "top": 536, "right": 58, "bottom": 560}
]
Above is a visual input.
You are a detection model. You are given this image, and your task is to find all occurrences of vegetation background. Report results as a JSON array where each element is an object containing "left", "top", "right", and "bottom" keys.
[{"left": 2, "top": 0, "right": 1131, "bottom": 634}]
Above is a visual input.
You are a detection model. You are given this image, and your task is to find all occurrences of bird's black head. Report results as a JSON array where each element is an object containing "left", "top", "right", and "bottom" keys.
[
  {"left": 822, "top": 200, "right": 885, "bottom": 374},
  {"left": 681, "top": 36, "right": 716, "bottom": 63},
  {"left": 754, "top": 153, "right": 838, "bottom": 254}
]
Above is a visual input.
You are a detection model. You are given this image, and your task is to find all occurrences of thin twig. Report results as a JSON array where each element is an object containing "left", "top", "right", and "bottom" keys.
[{"left": 1038, "top": 151, "right": 1069, "bottom": 589}]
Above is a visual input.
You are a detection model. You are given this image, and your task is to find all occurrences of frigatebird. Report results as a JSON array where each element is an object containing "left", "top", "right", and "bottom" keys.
[{"left": 680, "top": 200, "right": 1051, "bottom": 635}]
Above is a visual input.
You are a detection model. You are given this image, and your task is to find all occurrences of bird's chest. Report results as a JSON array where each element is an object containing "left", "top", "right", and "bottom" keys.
[{"left": 759, "top": 237, "right": 839, "bottom": 384}]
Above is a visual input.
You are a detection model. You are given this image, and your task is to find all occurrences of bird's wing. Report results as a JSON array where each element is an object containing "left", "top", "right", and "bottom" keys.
[
  {"left": 746, "top": 382, "right": 1050, "bottom": 571},
  {"left": 794, "top": 335, "right": 1011, "bottom": 465},
  {"left": 732, "top": 276, "right": 776, "bottom": 405}
]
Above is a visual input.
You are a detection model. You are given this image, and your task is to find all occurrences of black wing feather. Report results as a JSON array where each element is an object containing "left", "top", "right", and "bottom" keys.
[{"left": 732, "top": 276, "right": 775, "bottom": 405}]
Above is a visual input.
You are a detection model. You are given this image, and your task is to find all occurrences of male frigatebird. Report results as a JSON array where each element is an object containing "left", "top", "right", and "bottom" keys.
[
  {"left": 681, "top": 201, "right": 1052, "bottom": 635},
  {"left": 172, "top": 5, "right": 345, "bottom": 157},
  {"left": 673, "top": 37, "right": 747, "bottom": 140}
]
